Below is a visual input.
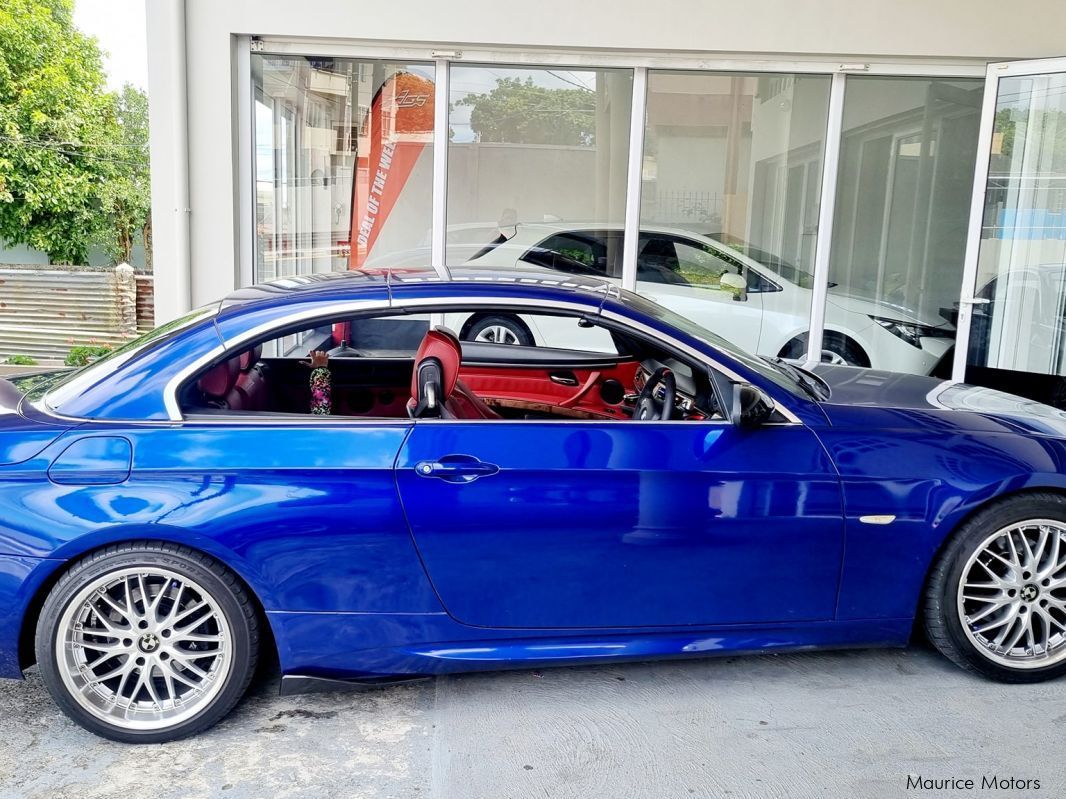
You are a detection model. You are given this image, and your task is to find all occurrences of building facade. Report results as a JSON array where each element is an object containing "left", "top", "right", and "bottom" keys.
[{"left": 146, "top": 0, "right": 1066, "bottom": 402}]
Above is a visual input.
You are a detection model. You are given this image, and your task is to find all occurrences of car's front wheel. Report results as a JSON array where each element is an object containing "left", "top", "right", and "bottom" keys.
[
  {"left": 924, "top": 493, "right": 1066, "bottom": 682},
  {"left": 778, "top": 331, "right": 870, "bottom": 367},
  {"left": 35, "top": 542, "right": 259, "bottom": 743}
]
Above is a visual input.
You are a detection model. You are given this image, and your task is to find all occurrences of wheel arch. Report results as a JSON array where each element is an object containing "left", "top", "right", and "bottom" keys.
[
  {"left": 912, "top": 484, "right": 1066, "bottom": 639},
  {"left": 774, "top": 327, "right": 872, "bottom": 367},
  {"left": 18, "top": 534, "right": 276, "bottom": 673}
]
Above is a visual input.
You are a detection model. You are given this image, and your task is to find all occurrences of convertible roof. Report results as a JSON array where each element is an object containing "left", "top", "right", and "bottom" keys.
[{"left": 219, "top": 266, "right": 619, "bottom": 310}]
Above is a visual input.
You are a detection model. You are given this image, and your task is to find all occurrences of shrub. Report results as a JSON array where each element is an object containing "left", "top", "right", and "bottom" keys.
[
  {"left": 3, "top": 355, "right": 37, "bottom": 366},
  {"left": 65, "top": 344, "right": 113, "bottom": 367}
]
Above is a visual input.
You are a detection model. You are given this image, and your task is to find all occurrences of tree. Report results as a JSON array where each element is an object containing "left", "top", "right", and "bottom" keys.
[
  {"left": 456, "top": 77, "right": 595, "bottom": 146},
  {"left": 0, "top": 0, "right": 116, "bottom": 263},
  {"left": 95, "top": 84, "right": 150, "bottom": 266}
]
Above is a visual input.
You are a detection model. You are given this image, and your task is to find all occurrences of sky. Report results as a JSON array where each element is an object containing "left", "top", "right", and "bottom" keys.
[{"left": 73, "top": 0, "right": 148, "bottom": 91}]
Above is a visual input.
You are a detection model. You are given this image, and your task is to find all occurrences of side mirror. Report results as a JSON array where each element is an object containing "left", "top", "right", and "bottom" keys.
[
  {"left": 719, "top": 272, "right": 748, "bottom": 302},
  {"left": 730, "top": 383, "right": 775, "bottom": 428}
]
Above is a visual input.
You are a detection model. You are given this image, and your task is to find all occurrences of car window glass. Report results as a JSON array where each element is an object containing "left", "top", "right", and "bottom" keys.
[
  {"left": 672, "top": 240, "right": 746, "bottom": 289},
  {"left": 531, "top": 232, "right": 611, "bottom": 278},
  {"left": 636, "top": 237, "right": 688, "bottom": 285}
]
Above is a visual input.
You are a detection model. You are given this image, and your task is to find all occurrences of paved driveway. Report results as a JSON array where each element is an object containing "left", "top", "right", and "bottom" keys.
[{"left": 0, "top": 646, "right": 1062, "bottom": 799}]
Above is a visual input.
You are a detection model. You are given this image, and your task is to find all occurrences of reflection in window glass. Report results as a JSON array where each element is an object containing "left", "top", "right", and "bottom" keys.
[
  {"left": 966, "top": 72, "right": 1066, "bottom": 407},
  {"left": 251, "top": 55, "right": 434, "bottom": 282},
  {"left": 829, "top": 76, "right": 982, "bottom": 375},
  {"left": 640, "top": 72, "right": 831, "bottom": 362},
  {"left": 447, "top": 66, "right": 633, "bottom": 266}
]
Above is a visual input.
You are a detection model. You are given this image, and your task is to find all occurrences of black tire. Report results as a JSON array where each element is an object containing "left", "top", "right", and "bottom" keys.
[
  {"left": 35, "top": 542, "right": 260, "bottom": 743},
  {"left": 460, "top": 314, "right": 534, "bottom": 346},
  {"left": 923, "top": 492, "right": 1066, "bottom": 683},
  {"left": 778, "top": 331, "right": 870, "bottom": 367}
]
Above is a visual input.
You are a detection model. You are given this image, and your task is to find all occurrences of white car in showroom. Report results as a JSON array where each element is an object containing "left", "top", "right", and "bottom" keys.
[{"left": 374, "top": 223, "right": 956, "bottom": 374}]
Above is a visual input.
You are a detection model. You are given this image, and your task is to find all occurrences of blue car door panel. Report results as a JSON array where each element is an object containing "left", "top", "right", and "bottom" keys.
[{"left": 396, "top": 420, "right": 845, "bottom": 629}]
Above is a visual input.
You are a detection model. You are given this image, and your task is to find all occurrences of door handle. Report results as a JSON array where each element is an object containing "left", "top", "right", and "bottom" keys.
[
  {"left": 415, "top": 454, "right": 500, "bottom": 484},
  {"left": 550, "top": 371, "right": 579, "bottom": 386}
]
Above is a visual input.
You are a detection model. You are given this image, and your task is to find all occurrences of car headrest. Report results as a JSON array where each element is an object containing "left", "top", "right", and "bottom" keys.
[
  {"left": 238, "top": 345, "right": 262, "bottom": 372},
  {"left": 198, "top": 357, "right": 240, "bottom": 399},
  {"left": 409, "top": 327, "right": 461, "bottom": 401}
]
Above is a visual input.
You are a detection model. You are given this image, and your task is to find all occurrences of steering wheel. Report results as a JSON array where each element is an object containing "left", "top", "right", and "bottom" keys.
[{"left": 635, "top": 366, "right": 676, "bottom": 421}]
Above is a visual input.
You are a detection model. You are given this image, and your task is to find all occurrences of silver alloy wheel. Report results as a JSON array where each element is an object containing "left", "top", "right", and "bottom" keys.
[
  {"left": 56, "top": 566, "right": 232, "bottom": 731},
  {"left": 474, "top": 324, "right": 519, "bottom": 345},
  {"left": 958, "top": 519, "right": 1066, "bottom": 669},
  {"left": 820, "top": 348, "right": 848, "bottom": 365}
]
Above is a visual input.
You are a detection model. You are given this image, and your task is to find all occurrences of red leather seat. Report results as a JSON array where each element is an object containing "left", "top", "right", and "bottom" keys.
[
  {"left": 197, "top": 357, "right": 240, "bottom": 408},
  {"left": 408, "top": 328, "right": 499, "bottom": 419},
  {"left": 229, "top": 345, "right": 266, "bottom": 411}
]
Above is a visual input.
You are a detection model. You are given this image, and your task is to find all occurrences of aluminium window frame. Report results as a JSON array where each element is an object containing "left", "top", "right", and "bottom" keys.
[{"left": 240, "top": 37, "right": 987, "bottom": 366}]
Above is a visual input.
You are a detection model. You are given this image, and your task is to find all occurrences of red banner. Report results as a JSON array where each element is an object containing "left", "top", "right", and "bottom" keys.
[{"left": 348, "top": 71, "right": 434, "bottom": 270}]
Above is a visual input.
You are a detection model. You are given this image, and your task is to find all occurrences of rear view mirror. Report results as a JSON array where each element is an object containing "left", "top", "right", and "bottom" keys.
[{"left": 730, "top": 383, "right": 775, "bottom": 428}]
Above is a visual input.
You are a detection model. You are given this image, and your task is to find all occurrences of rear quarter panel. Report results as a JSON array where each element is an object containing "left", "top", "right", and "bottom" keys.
[{"left": 0, "top": 421, "right": 443, "bottom": 676}]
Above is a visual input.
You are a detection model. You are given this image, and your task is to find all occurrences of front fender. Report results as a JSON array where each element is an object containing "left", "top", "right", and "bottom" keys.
[{"left": 821, "top": 414, "right": 1066, "bottom": 620}]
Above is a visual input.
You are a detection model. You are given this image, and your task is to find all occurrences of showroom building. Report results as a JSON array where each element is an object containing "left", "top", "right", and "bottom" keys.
[{"left": 146, "top": 0, "right": 1066, "bottom": 401}]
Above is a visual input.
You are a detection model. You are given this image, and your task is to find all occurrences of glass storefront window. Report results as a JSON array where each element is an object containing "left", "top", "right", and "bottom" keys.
[
  {"left": 251, "top": 55, "right": 435, "bottom": 283},
  {"left": 448, "top": 66, "right": 633, "bottom": 270},
  {"left": 638, "top": 71, "right": 831, "bottom": 362},
  {"left": 965, "top": 71, "right": 1066, "bottom": 405},
  {"left": 828, "top": 76, "right": 982, "bottom": 375}
]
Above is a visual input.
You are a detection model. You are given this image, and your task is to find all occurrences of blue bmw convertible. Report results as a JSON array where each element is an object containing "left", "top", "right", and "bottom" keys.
[{"left": 3, "top": 268, "right": 1066, "bottom": 742}]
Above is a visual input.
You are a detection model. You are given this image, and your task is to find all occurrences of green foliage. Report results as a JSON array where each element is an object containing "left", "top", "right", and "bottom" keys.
[
  {"left": 64, "top": 343, "right": 111, "bottom": 367},
  {"left": 456, "top": 77, "right": 595, "bottom": 146},
  {"left": 0, "top": 1, "right": 150, "bottom": 266},
  {"left": 994, "top": 106, "right": 1066, "bottom": 172},
  {"left": 3, "top": 354, "right": 36, "bottom": 365},
  {"left": 94, "top": 84, "right": 150, "bottom": 265}
]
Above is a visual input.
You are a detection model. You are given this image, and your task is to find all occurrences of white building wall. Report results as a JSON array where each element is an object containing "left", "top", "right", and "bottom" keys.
[{"left": 147, "top": 0, "right": 1066, "bottom": 322}]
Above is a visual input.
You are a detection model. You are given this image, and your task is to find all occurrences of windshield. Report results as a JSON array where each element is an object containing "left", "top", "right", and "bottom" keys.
[
  {"left": 616, "top": 290, "right": 812, "bottom": 398},
  {"left": 44, "top": 303, "right": 219, "bottom": 411}
]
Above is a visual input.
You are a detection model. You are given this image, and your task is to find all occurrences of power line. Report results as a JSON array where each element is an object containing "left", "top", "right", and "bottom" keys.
[{"left": 0, "top": 136, "right": 147, "bottom": 168}]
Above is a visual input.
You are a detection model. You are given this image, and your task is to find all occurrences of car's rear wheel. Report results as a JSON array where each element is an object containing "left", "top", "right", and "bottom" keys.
[
  {"left": 461, "top": 314, "right": 534, "bottom": 346},
  {"left": 35, "top": 542, "right": 259, "bottom": 743},
  {"left": 924, "top": 493, "right": 1066, "bottom": 682}
]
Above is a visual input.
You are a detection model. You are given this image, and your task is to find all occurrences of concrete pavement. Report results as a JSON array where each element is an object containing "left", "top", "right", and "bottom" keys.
[{"left": 1, "top": 646, "right": 1062, "bottom": 799}]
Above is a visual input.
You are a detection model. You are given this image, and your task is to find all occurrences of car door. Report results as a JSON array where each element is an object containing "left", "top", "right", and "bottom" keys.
[
  {"left": 635, "top": 234, "right": 766, "bottom": 353},
  {"left": 395, "top": 413, "right": 844, "bottom": 630}
]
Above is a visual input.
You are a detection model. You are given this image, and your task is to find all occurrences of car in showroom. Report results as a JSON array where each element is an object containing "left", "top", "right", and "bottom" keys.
[
  {"left": 378, "top": 223, "right": 957, "bottom": 374},
  {"left": 2, "top": 268, "right": 1066, "bottom": 743}
]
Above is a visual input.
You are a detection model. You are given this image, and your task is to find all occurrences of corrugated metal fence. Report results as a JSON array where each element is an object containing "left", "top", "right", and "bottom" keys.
[{"left": 0, "top": 264, "right": 155, "bottom": 362}]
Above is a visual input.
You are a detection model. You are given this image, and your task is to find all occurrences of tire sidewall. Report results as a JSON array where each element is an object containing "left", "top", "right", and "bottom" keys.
[
  {"left": 463, "top": 315, "right": 534, "bottom": 346},
  {"left": 36, "top": 546, "right": 256, "bottom": 743},
  {"left": 931, "top": 495, "right": 1066, "bottom": 683},
  {"left": 778, "top": 332, "right": 866, "bottom": 367}
]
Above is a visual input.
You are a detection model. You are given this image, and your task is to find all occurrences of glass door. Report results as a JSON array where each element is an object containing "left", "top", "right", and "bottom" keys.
[{"left": 955, "top": 57, "right": 1066, "bottom": 406}]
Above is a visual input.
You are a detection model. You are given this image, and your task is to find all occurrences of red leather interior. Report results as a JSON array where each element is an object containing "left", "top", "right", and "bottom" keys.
[
  {"left": 331, "top": 321, "right": 350, "bottom": 347},
  {"left": 409, "top": 329, "right": 462, "bottom": 400},
  {"left": 458, "top": 360, "right": 639, "bottom": 419},
  {"left": 238, "top": 345, "right": 262, "bottom": 372},
  {"left": 408, "top": 328, "right": 502, "bottom": 419},
  {"left": 198, "top": 357, "right": 239, "bottom": 400},
  {"left": 450, "top": 380, "right": 502, "bottom": 420}
]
